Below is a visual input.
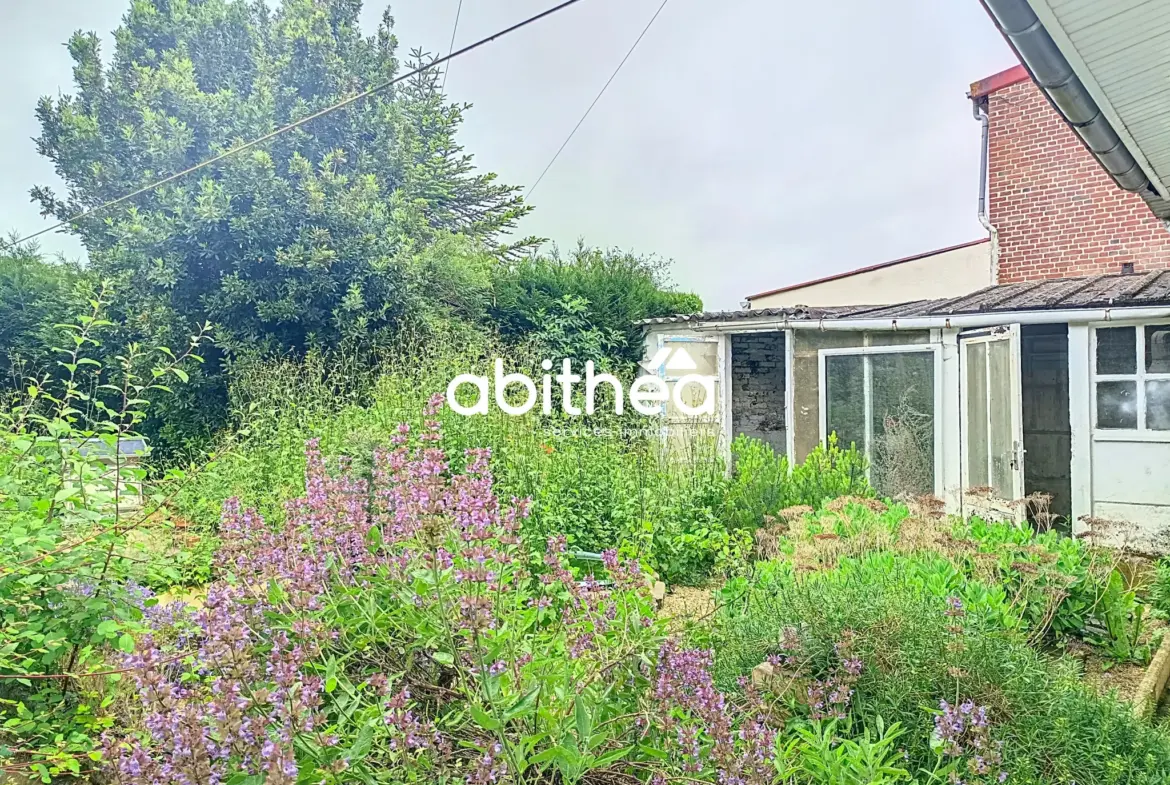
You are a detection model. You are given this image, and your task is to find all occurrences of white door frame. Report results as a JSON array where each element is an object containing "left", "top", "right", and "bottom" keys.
[
  {"left": 958, "top": 324, "right": 1025, "bottom": 521},
  {"left": 816, "top": 343, "right": 944, "bottom": 497}
]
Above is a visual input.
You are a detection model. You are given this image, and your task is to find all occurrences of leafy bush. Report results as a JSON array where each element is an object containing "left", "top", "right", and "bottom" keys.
[
  {"left": 491, "top": 245, "right": 702, "bottom": 370},
  {"left": 108, "top": 401, "right": 780, "bottom": 784},
  {"left": 706, "top": 555, "right": 1170, "bottom": 784},
  {"left": 0, "top": 238, "right": 85, "bottom": 385},
  {"left": 0, "top": 292, "right": 207, "bottom": 779},
  {"left": 725, "top": 434, "right": 870, "bottom": 530}
]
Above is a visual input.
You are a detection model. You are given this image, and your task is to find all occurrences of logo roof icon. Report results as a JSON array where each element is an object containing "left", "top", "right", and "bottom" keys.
[{"left": 641, "top": 346, "right": 699, "bottom": 374}]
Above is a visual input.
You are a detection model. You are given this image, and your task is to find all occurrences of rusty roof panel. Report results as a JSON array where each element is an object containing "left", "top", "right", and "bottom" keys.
[{"left": 638, "top": 270, "right": 1170, "bottom": 326}]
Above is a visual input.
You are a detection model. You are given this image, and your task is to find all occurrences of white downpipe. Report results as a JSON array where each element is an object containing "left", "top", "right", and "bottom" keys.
[{"left": 974, "top": 100, "right": 1000, "bottom": 286}]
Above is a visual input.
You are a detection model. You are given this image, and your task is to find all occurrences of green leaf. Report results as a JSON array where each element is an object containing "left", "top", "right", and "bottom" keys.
[
  {"left": 593, "top": 745, "right": 633, "bottom": 767},
  {"left": 96, "top": 620, "right": 118, "bottom": 637},
  {"left": 346, "top": 723, "right": 374, "bottom": 762},
  {"left": 117, "top": 634, "right": 135, "bottom": 653},
  {"left": 225, "top": 775, "right": 265, "bottom": 785},
  {"left": 432, "top": 650, "right": 454, "bottom": 666},
  {"left": 574, "top": 696, "right": 592, "bottom": 745},
  {"left": 53, "top": 487, "right": 79, "bottom": 503},
  {"left": 325, "top": 677, "right": 338, "bottom": 694},
  {"left": 503, "top": 687, "right": 541, "bottom": 722},
  {"left": 470, "top": 705, "right": 501, "bottom": 731},
  {"left": 267, "top": 579, "right": 287, "bottom": 605},
  {"left": 172, "top": 368, "right": 189, "bottom": 383}
]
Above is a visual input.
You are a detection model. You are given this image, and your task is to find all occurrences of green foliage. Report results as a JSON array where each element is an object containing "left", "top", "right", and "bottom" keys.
[
  {"left": 725, "top": 434, "right": 871, "bottom": 529},
  {"left": 23, "top": 2, "right": 701, "bottom": 456},
  {"left": 1150, "top": 559, "right": 1170, "bottom": 619},
  {"left": 788, "top": 435, "right": 872, "bottom": 509},
  {"left": 0, "top": 239, "right": 85, "bottom": 385},
  {"left": 707, "top": 554, "right": 1170, "bottom": 785},
  {"left": 491, "top": 244, "right": 702, "bottom": 369},
  {"left": 33, "top": 1, "right": 528, "bottom": 359},
  {"left": 0, "top": 290, "right": 206, "bottom": 776},
  {"left": 780, "top": 719, "right": 912, "bottom": 785},
  {"left": 951, "top": 515, "right": 1146, "bottom": 660}
]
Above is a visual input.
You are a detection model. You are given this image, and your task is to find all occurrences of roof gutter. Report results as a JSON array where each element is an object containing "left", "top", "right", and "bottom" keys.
[
  {"left": 654, "top": 305, "right": 1170, "bottom": 334},
  {"left": 979, "top": 0, "right": 1151, "bottom": 193}
]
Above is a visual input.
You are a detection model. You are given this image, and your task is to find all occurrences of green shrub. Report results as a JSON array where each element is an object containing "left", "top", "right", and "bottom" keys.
[
  {"left": 725, "top": 433, "right": 870, "bottom": 530},
  {"left": 0, "top": 292, "right": 207, "bottom": 778},
  {"left": 1150, "top": 559, "right": 1170, "bottom": 619},
  {"left": 705, "top": 555, "right": 1170, "bottom": 784}
]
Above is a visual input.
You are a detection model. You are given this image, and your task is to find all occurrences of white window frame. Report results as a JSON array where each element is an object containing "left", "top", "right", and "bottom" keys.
[
  {"left": 817, "top": 344, "right": 944, "bottom": 496},
  {"left": 1090, "top": 320, "right": 1170, "bottom": 442}
]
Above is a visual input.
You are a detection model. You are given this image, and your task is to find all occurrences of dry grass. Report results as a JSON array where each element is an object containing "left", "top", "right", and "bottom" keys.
[{"left": 659, "top": 584, "right": 717, "bottom": 629}]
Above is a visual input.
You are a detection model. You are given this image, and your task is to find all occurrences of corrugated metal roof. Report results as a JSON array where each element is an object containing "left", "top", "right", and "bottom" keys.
[
  {"left": 639, "top": 305, "right": 853, "bottom": 326},
  {"left": 640, "top": 270, "right": 1170, "bottom": 325}
]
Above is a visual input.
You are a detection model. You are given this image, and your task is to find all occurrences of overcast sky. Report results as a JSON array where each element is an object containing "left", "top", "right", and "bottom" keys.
[{"left": 0, "top": 0, "right": 1014, "bottom": 310}]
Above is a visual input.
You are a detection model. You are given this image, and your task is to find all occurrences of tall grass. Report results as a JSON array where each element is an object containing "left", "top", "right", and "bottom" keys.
[{"left": 172, "top": 341, "right": 733, "bottom": 583}]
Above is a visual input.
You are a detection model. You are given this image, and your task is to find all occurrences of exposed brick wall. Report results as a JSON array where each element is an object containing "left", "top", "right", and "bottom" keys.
[
  {"left": 730, "top": 333, "right": 785, "bottom": 453},
  {"left": 986, "top": 76, "right": 1170, "bottom": 282}
]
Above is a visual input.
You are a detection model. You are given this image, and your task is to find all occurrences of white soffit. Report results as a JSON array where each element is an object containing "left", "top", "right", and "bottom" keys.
[{"left": 1030, "top": 0, "right": 1170, "bottom": 200}]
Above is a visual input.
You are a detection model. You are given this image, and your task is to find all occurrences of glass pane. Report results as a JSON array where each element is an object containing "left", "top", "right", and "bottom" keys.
[
  {"left": 664, "top": 340, "right": 719, "bottom": 376},
  {"left": 1097, "top": 381, "right": 1138, "bottom": 429},
  {"left": 965, "top": 342, "right": 989, "bottom": 489},
  {"left": 1146, "top": 325, "right": 1170, "bottom": 373},
  {"left": 988, "top": 339, "right": 1015, "bottom": 499},
  {"left": 1147, "top": 380, "right": 1170, "bottom": 430},
  {"left": 869, "top": 353, "right": 935, "bottom": 497},
  {"left": 1096, "top": 326, "right": 1136, "bottom": 375},
  {"left": 825, "top": 355, "right": 865, "bottom": 454},
  {"left": 664, "top": 379, "right": 717, "bottom": 419}
]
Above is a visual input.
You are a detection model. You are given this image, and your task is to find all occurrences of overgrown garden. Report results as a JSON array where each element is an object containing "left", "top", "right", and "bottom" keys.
[{"left": 5, "top": 1, "right": 1170, "bottom": 783}]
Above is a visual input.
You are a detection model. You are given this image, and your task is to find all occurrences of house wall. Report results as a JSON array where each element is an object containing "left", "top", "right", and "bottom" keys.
[
  {"left": 1091, "top": 441, "right": 1170, "bottom": 553},
  {"left": 749, "top": 241, "right": 992, "bottom": 309},
  {"left": 983, "top": 70, "right": 1170, "bottom": 282},
  {"left": 730, "top": 333, "right": 786, "bottom": 454}
]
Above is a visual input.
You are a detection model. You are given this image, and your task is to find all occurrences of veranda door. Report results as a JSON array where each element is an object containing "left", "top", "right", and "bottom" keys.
[
  {"left": 649, "top": 334, "right": 724, "bottom": 458},
  {"left": 960, "top": 325, "right": 1025, "bottom": 521}
]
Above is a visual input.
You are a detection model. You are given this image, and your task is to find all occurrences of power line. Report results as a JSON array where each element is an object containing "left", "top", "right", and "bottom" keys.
[
  {"left": 440, "top": 0, "right": 465, "bottom": 94},
  {"left": 1, "top": 0, "right": 588, "bottom": 253},
  {"left": 527, "top": 0, "right": 671, "bottom": 198}
]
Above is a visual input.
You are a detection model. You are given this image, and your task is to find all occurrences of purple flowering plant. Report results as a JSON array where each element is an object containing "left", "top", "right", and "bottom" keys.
[
  {"left": 103, "top": 395, "right": 669, "bottom": 784},
  {"left": 926, "top": 699, "right": 1008, "bottom": 785},
  {"left": 0, "top": 289, "right": 208, "bottom": 780}
]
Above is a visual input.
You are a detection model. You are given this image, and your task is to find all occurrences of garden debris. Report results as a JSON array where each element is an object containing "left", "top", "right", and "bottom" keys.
[
  {"left": 824, "top": 496, "right": 887, "bottom": 514},
  {"left": 659, "top": 584, "right": 716, "bottom": 625},
  {"left": 776, "top": 505, "right": 814, "bottom": 521},
  {"left": 751, "top": 660, "right": 776, "bottom": 689},
  {"left": 651, "top": 580, "right": 667, "bottom": 607}
]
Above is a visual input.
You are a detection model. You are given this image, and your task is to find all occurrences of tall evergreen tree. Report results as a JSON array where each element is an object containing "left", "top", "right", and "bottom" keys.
[{"left": 32, "top": 0, "right": 530, "bottom": 356}]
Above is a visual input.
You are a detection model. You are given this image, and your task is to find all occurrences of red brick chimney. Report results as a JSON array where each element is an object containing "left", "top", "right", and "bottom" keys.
[{"left": 971, "top": 65, "right": 1170, "bottom": 283}]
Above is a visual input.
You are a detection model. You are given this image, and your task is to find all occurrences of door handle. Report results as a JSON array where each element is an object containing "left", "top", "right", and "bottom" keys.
[{"left": 1010, "top": 440, "right": 1025, "bottom": 470}]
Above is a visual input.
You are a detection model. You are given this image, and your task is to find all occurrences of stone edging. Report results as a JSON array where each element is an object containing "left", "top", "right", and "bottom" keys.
[{"left": 1134, "top": 632, "right": 1170, "bottom": 720}]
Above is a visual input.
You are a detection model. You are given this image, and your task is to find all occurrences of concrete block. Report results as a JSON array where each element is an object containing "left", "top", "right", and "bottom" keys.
[{"left": 1134, "top": 633, "right": 1170, "bottom": 720}]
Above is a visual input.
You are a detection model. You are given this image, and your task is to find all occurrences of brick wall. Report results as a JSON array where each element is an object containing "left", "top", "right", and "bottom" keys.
[
  {"left": 730, "top": 333, "right": 785, "bottom": 453},
  {"left": 984, "top": 71, "right": 1170, "bottom": 282}
]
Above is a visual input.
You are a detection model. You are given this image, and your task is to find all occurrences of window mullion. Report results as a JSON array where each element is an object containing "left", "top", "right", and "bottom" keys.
[
  {"left": 1138, "top": 327, "right": 1147, "bottom": 431},
  {"left": 985, "top": 347, "right": 994, "bottom": 486},
  {"left": 862, "top": 355, "right": 873, "bottom": 473}
]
